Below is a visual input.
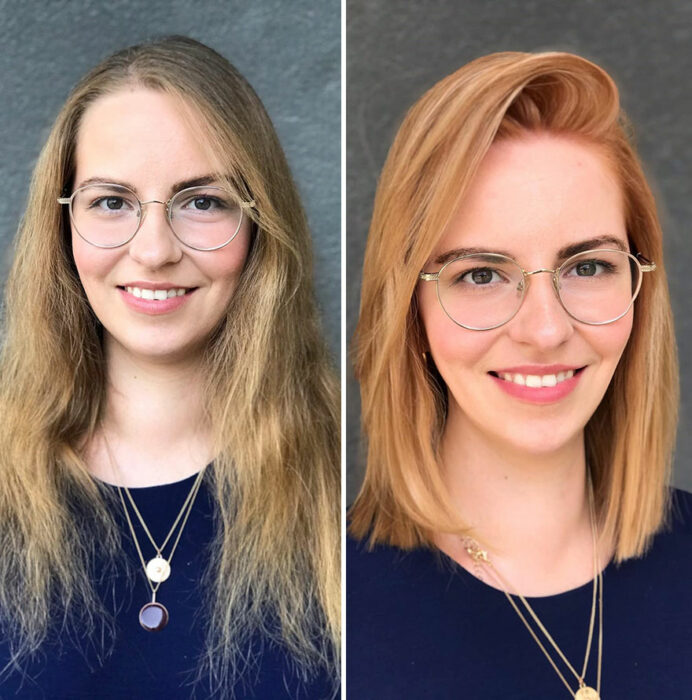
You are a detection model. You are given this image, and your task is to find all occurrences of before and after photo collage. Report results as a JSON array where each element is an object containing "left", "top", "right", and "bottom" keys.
[{"left": 0, "top": 1, "right": 691, "bottom": 698}]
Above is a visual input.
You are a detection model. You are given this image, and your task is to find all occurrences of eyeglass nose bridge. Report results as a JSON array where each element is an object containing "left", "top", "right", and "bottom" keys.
[
  {"left": 519, "top": 267, "right": 562, "bottom": 298},
  {"left": 137, "top": 198, "right": 171, "bottom": 215},
  {"left": 523, "top": 267, "right": 555, "bottom": 276},
  {"left": 132, "top": 198, "right": 176, "bottom": 235}
]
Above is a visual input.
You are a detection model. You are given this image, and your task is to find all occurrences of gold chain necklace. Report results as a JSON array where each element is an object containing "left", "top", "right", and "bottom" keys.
[
  {"left": 102, "top": 427, "right": 207, "bottom": 632},
  {"left": 461, "top": 480, "right": 603, "bottom": 699}
]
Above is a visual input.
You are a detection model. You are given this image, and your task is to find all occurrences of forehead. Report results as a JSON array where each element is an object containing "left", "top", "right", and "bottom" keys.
[
  {"left": 74, "top": 88, "right": 219, "bottom": 189},
  {"left": 433, "top": 133, "right": 626, "bottom": 262}
]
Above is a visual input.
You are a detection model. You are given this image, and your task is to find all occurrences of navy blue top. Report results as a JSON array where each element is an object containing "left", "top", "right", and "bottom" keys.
[
  {"left": 0, "top": 473, "right": 337, "bottom": 699},
  {"left": 347, "top": 489, "right": 692, "bottom": 699}
]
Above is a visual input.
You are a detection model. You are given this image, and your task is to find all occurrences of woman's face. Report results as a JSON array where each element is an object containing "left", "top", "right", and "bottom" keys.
[
  {"left": 417, "top": 134, "right": 633, "bottom": 457},
  {"left": 71, "top": 88, "right": 251, "bottom": 364}
]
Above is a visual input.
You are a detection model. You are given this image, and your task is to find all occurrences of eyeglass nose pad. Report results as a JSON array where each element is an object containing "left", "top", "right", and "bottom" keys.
[{"left": 552, "top": 273, "right": 561, "bottom": 295}]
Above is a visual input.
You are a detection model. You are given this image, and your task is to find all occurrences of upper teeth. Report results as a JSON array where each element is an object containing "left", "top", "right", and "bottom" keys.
[
  {"left": 126, "top": 286, "right": 187, "bottom": 300},
  {"left": 499, "top": 370, "right": 575, "bottom": 387}
]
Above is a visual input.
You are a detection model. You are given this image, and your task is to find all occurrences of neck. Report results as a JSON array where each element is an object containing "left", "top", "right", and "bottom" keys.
[
  {"left": 86, "top": 337, "right": 212, "bottom": 487},
  {"left": 436, "top": 409, "right": 609, "bottom": 596}
]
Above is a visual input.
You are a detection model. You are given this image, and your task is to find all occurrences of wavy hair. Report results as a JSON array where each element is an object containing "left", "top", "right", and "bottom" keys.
[
  {"left": 0, "top": 36, "right": 339, "bottom": 693},
  {"left": 350, "top": 51, "right": 678, "bottom": 562}
]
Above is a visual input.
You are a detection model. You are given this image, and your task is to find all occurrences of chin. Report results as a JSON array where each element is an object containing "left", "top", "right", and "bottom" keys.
[
  {"left": 491, "top": 421, "right": 585, "bottom": 458},
  {"left": 109, "top": 331, "right": 209, "bottom": 365}
]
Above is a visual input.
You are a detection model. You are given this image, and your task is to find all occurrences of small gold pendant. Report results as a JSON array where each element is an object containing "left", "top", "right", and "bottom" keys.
[
  {"left": 145, "top": 555, "right": 171, "bottom": 582},
  {"left": 575, "top": 687, "right": 600, "bottom": 700}
]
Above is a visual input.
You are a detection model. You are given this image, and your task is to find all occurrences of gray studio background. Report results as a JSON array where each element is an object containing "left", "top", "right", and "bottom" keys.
[
  {"left": 347, "top": 0, "right": 692, "bottom": 501},
  {"left": 0, "top": 0, "right": 339, "bottom": 360}
]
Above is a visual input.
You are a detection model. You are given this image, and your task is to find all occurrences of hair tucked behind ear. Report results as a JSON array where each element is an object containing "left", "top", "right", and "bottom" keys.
[
  {"left": 0, "top": 35, "right": 339, "bottom": 694},
  {"left": 350, "top": 51, "right": 677, "bottom": 562}
]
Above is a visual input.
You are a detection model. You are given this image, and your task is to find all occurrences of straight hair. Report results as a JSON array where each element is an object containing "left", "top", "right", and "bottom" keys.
[{"left": 350, "top": 52, "right": 678, "bottom": 562}]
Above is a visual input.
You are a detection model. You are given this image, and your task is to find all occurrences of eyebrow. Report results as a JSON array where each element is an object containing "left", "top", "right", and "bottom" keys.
[
  {"left": 75, "top": 174, "right": 221, "bottom": 196},
  {"left": 433, "top": 235, "right": 627, "bottom": 266}
]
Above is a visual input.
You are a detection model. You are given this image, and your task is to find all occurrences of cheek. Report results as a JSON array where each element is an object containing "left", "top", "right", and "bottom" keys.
[
  {"left": 418, "top": 283, "right": 495, "bottom": 374},
  {"left": 71, "top": 234, "right": 118, "bottom": 289},
  {"left": 585, "top": 312, "right": 634, "bottom": 369},
  {"left": 196, "top": 227, "right": 251, "bottom": 296}
]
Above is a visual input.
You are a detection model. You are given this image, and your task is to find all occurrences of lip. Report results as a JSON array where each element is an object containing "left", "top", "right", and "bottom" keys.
[
  {"left": 488, "top": 365, "right": 586, "bottom": 404},
  {"left": 117, "top": 284, "right": 197, "bottom": 315}
]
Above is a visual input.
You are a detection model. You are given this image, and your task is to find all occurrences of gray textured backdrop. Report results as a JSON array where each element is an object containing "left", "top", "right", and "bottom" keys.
[
  {"left": 0, "top": 0, "right": 340, "bottom": 359},
  {"left": 347, "top": 0, "right": 692, "bottom": 501}
]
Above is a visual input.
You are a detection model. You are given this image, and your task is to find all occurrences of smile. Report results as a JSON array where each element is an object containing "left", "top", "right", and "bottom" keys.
[
  {"left": 495, "top": 369, "right": 577, "bottom": 387},
  {"left": 124, "top": 286, "right": 191, "bottom": 300},
  {"left": 117, "top": 284, "right": 197, "bottom": 316},
  {"left": 488, "top": 367, "right": 586, "bottom": 404}
]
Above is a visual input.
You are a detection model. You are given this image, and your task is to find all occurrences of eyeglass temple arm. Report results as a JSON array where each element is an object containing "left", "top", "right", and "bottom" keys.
[
  {"left": 636, "top": 253, "right": 656, "bottom": 272},
  {"left": 419, "top": 272, "right": 438, "bottom": 281}
]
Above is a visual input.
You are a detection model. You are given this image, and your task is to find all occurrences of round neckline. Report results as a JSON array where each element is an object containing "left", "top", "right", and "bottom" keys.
[
  {"left": 431, "top": 544, "right": 613, "bottom": 602},
  {"left": 93, "top": 464, "right": 211, "bottom": 491}
]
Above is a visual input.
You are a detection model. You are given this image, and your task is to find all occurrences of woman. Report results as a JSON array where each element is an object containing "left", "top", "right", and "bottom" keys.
[
  {"left": 0, "top": 36, "right": 339, "bottom": 698},
  {"left": 348, "top": 52, "right": 691, "bottom": 699}
]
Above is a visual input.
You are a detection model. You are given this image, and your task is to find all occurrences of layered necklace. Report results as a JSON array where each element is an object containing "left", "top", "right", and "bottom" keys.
[
  {"left": 102, "top": 428, "right": 207, "bottom": 632},
  {"left": 461, "top": 479, "right": 603, "bottom": 699}
]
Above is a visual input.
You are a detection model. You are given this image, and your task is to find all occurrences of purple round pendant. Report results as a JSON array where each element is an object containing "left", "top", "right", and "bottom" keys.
[{"left": 139, "top": 602, "right": 169, "bottom": 631}]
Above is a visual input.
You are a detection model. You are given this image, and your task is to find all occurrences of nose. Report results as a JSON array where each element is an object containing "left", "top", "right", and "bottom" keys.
[
  {"left": 506, "top": 271, "right": 574, "bottom": 350},
  {"left": 127, "top": 201, "right": 183, "bottom": 269}
]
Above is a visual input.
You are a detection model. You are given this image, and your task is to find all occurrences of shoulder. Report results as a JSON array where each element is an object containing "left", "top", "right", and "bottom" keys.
[
  {"left": 611, "top": 487, "right": 692, "bottom": 590},
  {"left": 668, "top": 487, "right": 692, "bottom": 534},
  {"left": 646, "top": 487, "right": 692, "bottom": 566},
  {"left": 347, "top": 534, "right": 438, "bottom": 583},
  {"left": 346, "top": 533, "right": 462, "bottom": 617}
]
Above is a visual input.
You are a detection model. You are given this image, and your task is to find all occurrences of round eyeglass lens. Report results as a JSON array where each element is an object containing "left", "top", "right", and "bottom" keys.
[
  {"left": 557, "top": 249, "right": 639, "bottom": 324},
  {"left": 169, "top": 186, "right": 244, "bottom": 250},
  {"left": 436, "top": 254, "right": 525, "bottom": 330},
  {"left": 71, "top": 184, "right": 141, "bottom": 248}
]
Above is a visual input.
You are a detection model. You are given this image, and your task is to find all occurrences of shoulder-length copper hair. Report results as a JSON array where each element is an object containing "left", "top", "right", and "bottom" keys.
[
  {"left": 350, "top": 51, "right": 678, "bottom": 562},
  {"left": 0, "top": 36, "right": 339, "bottom": 692}
]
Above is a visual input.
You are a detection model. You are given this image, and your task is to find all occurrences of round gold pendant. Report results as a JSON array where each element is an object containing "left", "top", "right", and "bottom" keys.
[
  {"left": 145, "top": 556, "right": 171, "bottom": 582},
  {"left": 575, "top": 687, "right": 600, "bottom": 700}
]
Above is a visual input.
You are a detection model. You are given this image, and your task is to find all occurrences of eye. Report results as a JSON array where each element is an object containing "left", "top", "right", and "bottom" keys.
[
  {"left": 457, "top": 267, "right": 506, "bottom": 285},
  {"left": 190, "top": 197, "right": 214, "bottom": 211},
  {"left": 564, "top": 259, "right": 616, "bottom": 277},
  {"left": 179, "top": 194, "right": 228, "bottom": 213},
  {"left": 439, "top": 255, "right": 520, "bottom": 294},
  {"left": 193, "top": 197, "right": 212, "bottom": 211},
  {"left": 87, "top": 196, "right": 135, "bottom": 214}
]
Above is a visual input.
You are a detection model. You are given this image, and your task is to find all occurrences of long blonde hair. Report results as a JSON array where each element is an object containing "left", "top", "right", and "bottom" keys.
[
  {"left": 0, "top": 36, "right": 339, "bottom": 691},
  {"left": 350, "top": 51, "right": 678, "bottom": 562}
]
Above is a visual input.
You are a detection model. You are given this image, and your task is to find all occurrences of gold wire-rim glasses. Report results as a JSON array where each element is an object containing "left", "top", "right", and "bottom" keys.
[
  {"left": 419, "top": 248, "right": 656, "bottom": 331},
  {"left": 58, "top": 183, "right": 256, "bottom": 252}
]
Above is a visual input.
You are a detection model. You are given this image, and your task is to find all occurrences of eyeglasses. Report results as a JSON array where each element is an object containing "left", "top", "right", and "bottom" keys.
[
  {"left": 419, "top": 248, "right": 655, "bottom": 330},
  {"left": 58, "top": 183, "right": 255, "bottom": 251}
]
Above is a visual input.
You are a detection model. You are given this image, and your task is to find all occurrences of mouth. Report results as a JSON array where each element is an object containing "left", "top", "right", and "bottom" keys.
[
  {"left": 488, "top": 367, "right": 586, "bottom": 388},
  {"left": 117, "top": 285, "right": 197, "bottom": 301}
]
